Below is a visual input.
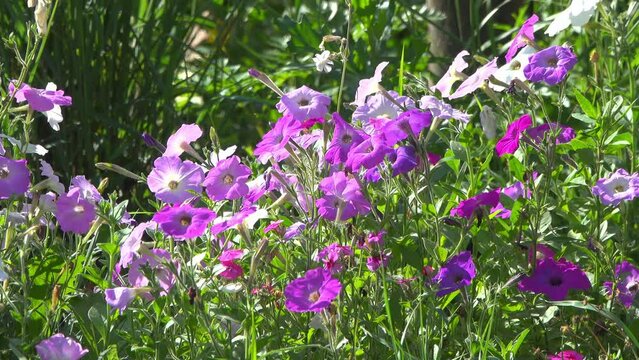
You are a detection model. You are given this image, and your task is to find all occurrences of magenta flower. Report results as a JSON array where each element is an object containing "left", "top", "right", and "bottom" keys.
[
  {"left": 315, "top": 243, "right": 353, "bottom": 274},
  {"left": 203, "top": 155, "right": 251, "bottom": 200},
  {"left": 55, "top": 191, "right": 97, "bottom": 234},
  {"left": 505, "top": 14, "right": 539, "bottom": 63},
  {"left": 276, "top": 86, "right": 331, "bottom": 121},
  {"left": 419, "top": 96, "right": 470, "bottom": 123},
  {"left": 431, "top": 50, "right": 470, "bottom": 98},
  {"left": 316, "top": 171, "right": 371, "bottom": 221},
  {"left": 325, "top": 113, "right": 367, "bottom": 165},
  {"left": 547, "top": 350, "right": 584, "bottom": 360},
  {"left": 35, "top": 333, "right": 88, "bottom": 360},
  {"left": 491, "top": 181, "right": 529, "bottom": 219},
  {"left": 524, "top": 46, "right": 577, "bottom": 85},
  {"left": 147, "top": 156, "right": 204, "bottom": 204},
  {"left": 152, "top": 204, "right": 216, "bottom": 240},
  {"left": 0, "top": 156, "right": 30, "bottom": 199},
  {"left": 427, "top": 152, "right": 442, "bottom": 165},
  {"left": 604, "top": 261, "right": 639, "bottom": 308},
  {"left": 450, "top": 189, "right": 500, "bottom": 219},
  {"left": 9, "top": 81, "right": 72, "bottom": 112},
  {"left": 495, "top": 114, "right": 533, "bottom": 157},
  {"left": 264, "top": 220, "right": 284, "bottom": 234},
  {"left": 366, "top": 253, "right": 390, "bottom": 272},
  {"left": 382, "top": 109, "right": 432, "bottom": 146},
  {"left": 352, "top": 61, "right": 389, "bottom": 106},
  {"left": 284, "top": 267, "right": 342, "bottom": 312},
  {"left": 163, "top": 124, "right": 202, "bottom": 157},
  {"left": 254, "top": 115, "right": 303, "bottom": 164},
  {"left": 128, "top": 248, "right": 177, "bottom": 297},
  {"left": 389, "top": 146, "right": 419, "bottom": 176},
  {"left": 105, "top": 287, "right": 145, "bottom": 311},
  {"left": 526, "top": 123, "right": 575, "bottom": 144},
  {"left": 345, "top": 135, "right": 392, "bottom": 171},
  {"left": 218, "top": 249, "right": 245, "bottom": 280},
  {"left": 592, "top": 169, "right": 639, "bottom": 206},
  {"left": 518, "top": 257, "right": 591, "bottom": 301},
  {"left": 433, "top": 251, "right": 476, "bottom": 297},
  {"left": 449, "top": 58, "right": 498, "bottom": 100}
]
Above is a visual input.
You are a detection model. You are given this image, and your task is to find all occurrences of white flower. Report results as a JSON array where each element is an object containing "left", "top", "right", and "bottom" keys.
[
  {"left": 0, "top": 259, "right": 8, "bottom": 281},
  {"left": 479, "top": 106, "right": 497, "bottom": 140},
  {"left": 489, "top": 45, "right": 536, "bottom": 92},
  {"left": 34, "top": 0, "right": 49, "bottom": 35},
  {"left": 209, "top": 145, "right": 237, "bottom": 166},
  {"left": 545, "top": 0, "right": 600, "bottom": 36},
  {"left": 312, "top": 50, "right": 334, "bottom": 73},
  {"left": 0, "top": 134, "right": 48, "bottom": 155},
  {"left": 351, "top": 61, "right": 389, "bottom": 106}
]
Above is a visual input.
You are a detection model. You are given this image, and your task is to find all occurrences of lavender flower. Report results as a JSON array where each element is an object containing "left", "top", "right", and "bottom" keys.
[
  {"left": 352, "top": 61, "right": 389, "bottom": 106},
  {"left": 105, "top": 287, "right": 146, "bottom": 311},
  {"left": 505, "top": 14, "right": 539, "bottom": 63},
  {"left": 433, "top": 251, "right": 477, "bottom": 297},
  {"left": 495, "top": 114, "right": 532, "bottom": 157},
  {"left": 315, "top": 243, "right": 353, "bottom": 274},
  {"left": 163, "top": 124, "right": 202, "bottom": 157},
  {"left": 524, "top": 46, "right": 577, "bottom": 85},
  {"left": 431, "top": 50, "right": 470, "bottom": 98},
  {"left": 382, "top": 109, "right": 432, "bottom": 146},
  {"left": 316, "top": 171, "right": 371, "bottom": 221},
  {"left": 69, "top": 175, "right": 102, "bottom": 203},
  {"left": 147, "top": 156, "right": 204, "bottom": 204},
  {"left": 345, "top": 135, "right": 392, "bottom": 171},
  {"left": 9, "top": 81, "right": 72, "bottom": 115},
  {"left": 389, "top": 146, "right": 419, "bottom": 176},
  {"left": 604, "top": 260, "right": 639, "bottom": 308},
  {"left": 449, "top": 58, "right": 498, "bottom": 100},
  {"left": 152, "top": 204, "right": 216, "bottom": 240},
  {"left": 254, "top": 115, "right": 303, "bottom": 164},
  {"left": 128, "top": 248, "right": 177, "bottom": 297},
  {"left": 203, "top": 155, "right": 251, "bottom": 200},
  {"left": 0, "top": 156, "right": 30, "bottom": 199},
  {"left": 353, "top": 91, "right": 414, "bottom": 133},
  {"left": 276, "top": 86, "right": 331, "bottom": 121},
  {"left": 325, "top": 113, "right": 367, "bottom": 165},
  {"left": 210, "top": 206, "right": 257, "bottom": 235},
  {"left": 592, "top": 169, "right": 639, "bottom": 206},
  {"left": 119, "top": 221, "right": 156, "bottom": 268},
  {"left": 55, "top": 190, "right": 97, "bottom": 234},
  {"left": 419, "top": 96, "right": 470, "bottom": 123},
  {"left": 366, "top": 253, "right": 390, "bottom": 272},
  {"left": 518, "top": 257, "right": 591, "bottom": 301},
  {"left": 284, "top": 267, "right": 342, "bottom": 312},
  {"left": 35, "top": 333, "right": 88, "bottom": 360}
]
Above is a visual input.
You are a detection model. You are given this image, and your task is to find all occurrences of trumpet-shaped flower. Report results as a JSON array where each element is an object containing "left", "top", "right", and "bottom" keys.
[
  {"left": 433, "top": 251, "right": 476, "bottom": 296},
  {"left": 449, "top": 58, "right": 498, "bottom": 100},
  {"left": 431, "top": 50, "right": 470, "bottom": 98},
  {"left": 546, "top": 0, "right": 600, "bottom": 36},
  {"left": 203, "top": 156, "right": 251, "bottom": 201},
  {"left": 325, "top": 113, "right": 367, "bottom": 165},
  {"left": 35, "top": 333, "right": 88, "bottom": 360},
  {"left": 163, "top": 124, "right": 202, "bottom": 157},
  {"left": 254, "top": 115, "right": 303, "bottom": 164},
  {"left": 352, "top": 61, "right": 389, "bottom": 106},
  {"left": 505, "top": 14, "right": 539, "bottom": 63},
  {"left": 345, "top": 136, "right": 392, "bottom": 171},
  {"left": 284, "top": 267, "right": 342, "bottom": 312},
  {"left": 55, "top": 190, "right": 97, "bottom": 234},
  {"left": 147, "top": 156, "right": 204, "bottom": 204},
  {"left": 592, "top": 169, "right": 639, "bottom": 206},
  {"left": 524, "top": 46, "right": 577, "bottom": 85},
  {"left": 419, "top": 96, "right": 470, "bottom": 123},
  {"left": 152, "top": 204, "right": 216, "bottom": 240},
  {"left": 0, "top": 156, "right": 30, "bottom": 199},
  {"left": 450, "top": 189, "right": 500, "bottom": 219},
  {"left": 316, "top": 171, "right": 371, "bottom": 221},
  {"left": 495, "top": 114, "right": 533, "bottom": 157},
  {"left": 604, "top": 260, "right": 639, "bottom": 308},
  {"left": 518, "top": 257, "right": 591, "bottom": 301},
  {"left": 276, "top": 86, "right": 331, "bottom": 121}
]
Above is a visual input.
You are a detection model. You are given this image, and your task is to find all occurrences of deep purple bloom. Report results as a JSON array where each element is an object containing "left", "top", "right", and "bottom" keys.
[
  {"left": 382, "top": 109, "right": 432, "bottom": 146},
  {"left": 526, "top": 123, "right": 575, "bottom": 144},
  {"left": 163, "top": 124, "right": 202, "bottom": 157},
  {"left": 427, "top": 152, "right": 442, "bottom": 165},
  {"left": 284, "top": 267, "right": 342, "bottom": 312},
  {"left": 604, "top": 261, "right": 639, "bottom": 308},
  {"left": 518, "top": 257, "right": 591, "bottom": 301},
  {"left": 35, "top": 333, "right": 88, "bottom": 360},
  {"left": 0, "top": 156, "right": 30, "bottom": 199},
  {"left": 491, "top": 181, "right": 529, "bottom": 219},
  {"left": 433, "top": 251, "right": 476, "bottom": 296},
  {"left": 55, "top": 191, "right": 97, "bottom": 234},
  {"left": 592, "top": 169, "right": 639, "bottom": 206},
  {"left": 449, "top": 58, "right": 499, "bottom": 100},
  {"left": 147, "top": 156, "right": 204, "bottom": 204},
  {"left": 276, "top": 86, "right": 331, "bottom": 121},
  {"left": 505, "top": 14, "right": 539, "bottom": 63},
  {"left": 450, "top": 189, "right": 500, "bottom": 219},
  {"left": 325, "top": 113, "right": 367, "bottom": 165},
  {"left": 316, "top": 171, "right": 371, "bottom": 221},
  {"left": 315, "top": 243, "right": 353, "bottom": 274},
  {"left": 203, "top": 156, "right": 251, "bottom": 200},
  {"left": 254, "top": 115, "right": 303, "bottom": 164},
  {"left": 547, "top": 350, "right": 584, "bottom": 360},
  {"left": 389, "top": 146, "right": 419, "bottom": 176},
  {"left": 152, "top": 204, "right": 216, "bottom": 240},
  {"left": 345, "top": 135, "right": 392, "bottom": 171},
  {"left": 9, "top": 81, "right": 72, "bottom": 112},
  {"left": 495, "top": 114, "right": 533, "bottom": 157},
  {"left": 524, "top": 46, "right": 577, "bottom": 85},
  {"left": 363, "top": 167, "right": 382, "bottom": 183}
]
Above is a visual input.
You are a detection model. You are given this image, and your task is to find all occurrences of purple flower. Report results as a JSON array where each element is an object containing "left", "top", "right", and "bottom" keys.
[
  {"left": 382, "top": 109, "right": 432, "bottom": 146},
  {"left": 433, "top": 251, "right": 476, "bottom": 297},
  {"left": 210, "top": 206, "right": 257, "bottom": 235},
  {"left": 604, "top": 260, "right": 639, "bottom": 308},
  {"left": 363, "top": 167, "right": 382, "bottom": 183},
  {"left": 505, "top": 14, "right": 539, "bottom": 63},
  {"left": 366, "top": 253, "right": 390, "bottom": 272},
  {"left": 284, "top": 221, "right": 306, "bottom": 239},
  {"left": 119, "top": 221, "right": 156, "bottom": 268},
  {"left": 315, "top": 243, "right": 353, "bottom": 274},
  {"left": 264, "top": 220, "right": 284, "bottom": 234},
  {"left": 218, "top": 249, "right": 245, "bottom": 280},
  {"left": 325, "top": 113, "right": 367, "bottom": 165},
  {"left": 147, "top": 156, "right": 204, "bottom": 204},
  {"left": 518, "top": 257, "right": 591, "bottom": 301},
  {"left": 431, "top": 50, "right": 470, "bottom": 98},
  {"left": 547, "top": 350, "right": 584, "bottom": 360},
  {"left": 449, "top": 58, "right": 499, "bottom": 100},
  {"left": 55, "top": 191, "right": 97, "bottom": 234},
  {"left": 128, "top": 248, "right": 177, "bottom": 297},
  {"left": 491, "top": 181, "right": 529, "bottom": 219},
  {"left": 9, "top": 81, "right": 72, "bottom": 112},
  {"left": 276, "top": 86, "right": 331, "bottom": 121},
  {"left": 345, "top": 135, "right": 392, "bottom": 171},
  {"left": 592, "top": 169, "right": 639, "bottom": 206},
  {"left": 203, "top": 155, "right": 251, "bottom": 201},
  {"left": 69, "top": 175, "right": 102, "bottom": 203},
  {"left": 495, "top": 114, "right": 533, "bottom": 157},
  {"left": 352, "top": 61, "right": 389, "bottom": 106},
  {"left": 35, "top": 333, "right": 88, "bottom": 360},
  {"left": 163, "top": 124, "right": 202, "bottom": 157},
  {"left": 152, "top": 204, "right": 216, "bottom": 240},
  {"left": 254, "top": 115, "right": 303, "bottom": 164},
  {"left": 526, "top": 123, "right": 575, "bottom": 144},
  {"left": 389, "top": 146, "right": 419, "bottom": 176},
  {"left": 450, "top": 189, "right": 500, "bottom": 219},
  {"left": 524, "top": 46, "right": 577, "bottom": 85},
  {"left": 353, "top": 91, "right": 414, "bottom": 133},
  {"left": 419, "top": 96, "right": 470, "bottom": 124},
  {"left": 105, "top": 287, "right": 144, "bottom": 311},
  {"left": 284, "top": 267, "right": 342, "bottom": 312},
  {"left": 0, "top": 156, "right": 30, "bottom": 199},
  {"left": 316, "top": 171, "right": 371, "bottom": 221}
]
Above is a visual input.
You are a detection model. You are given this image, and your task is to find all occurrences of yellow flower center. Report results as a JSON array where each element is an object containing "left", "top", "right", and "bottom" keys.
[
  {"left": 308, "top": 291, "right": 320, "bottom": 303},
  {"left": 168, "top": 180, "right": 178, "bottom": 190},
  {"left": 223, "top": 174, "right": 234, "bottom": 184},
  {"left": 614, "top": 185, "right": 625, "bottom": 193}
]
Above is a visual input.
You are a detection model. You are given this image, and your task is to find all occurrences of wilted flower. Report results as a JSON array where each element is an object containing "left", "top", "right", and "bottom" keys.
[
  {"left": 312, "top": 50, "right": 334, "bottom": 73},
  {"left": 316, "top": 171, "right": 371, "bottom": 221},
  {"left": 604, "top": 260, "right": 639, "bottom": 308},
  {"left": 592, "top": 169, "right": 639, "bottom": 206},
  {"left": 55, "top": 191, "right": 97, "bottom": 234},
  {"left": 518, "top": 257, "right": 591, "bottom": 301},
  {"left": 0, "top": 156, "right": 30, "bottom": 199},
  {"left": 546, "top": 0, "right": 600, "bottom": 36},
  {"left": 152, "top": 204, "right": 216, "bottom": 240},
  {"left": 147, "top": 156, "right": 204, "bottom": 204},
  {"left": 35, "top": 333, "right": 88, "bottom": 360},
  {"left": 254, "top": 115, "right": 303, "bottom": 164},
  {"left": 524, "top": 46, "right": 577, "bottom": 85},
  {"left": 203, "top": 155, "right": 251, "bottom": 201},
  {"left": 315, "top": 243, "right": 353, "bottom": 274},
  {"left": 495, "top": 114, "right": 532, "bottom": 157},
  {"left": 547, "top": 350, "right": 584, "bottom": 360},
  {"left": 505, "top": 14, "right": 539, "bottom": 63},
  {"left": 284, "top": 267, "right": 342, "bottom": 312},
  {"left": 352, "top": 61, "right": 389, "bottom": 106},
  {"left": 449, "top": 58, "right": 498, "bottom": 100},
  {"left": 431, "top": 50, "right": 470, "bottom": 98},
  {"left": 450, "top": 189, "right": 500, "bottom": 219},
  {"left": 276, "top": 86, "right": 331, "bottom": 121},
  {"left": 433, "top": 251, "right": 476, "bottom": 297}
]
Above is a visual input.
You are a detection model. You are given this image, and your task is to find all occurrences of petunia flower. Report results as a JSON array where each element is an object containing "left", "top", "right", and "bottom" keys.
[
  {"left": 366, "top": 252, "right": 391, "bottom": 272},
  {"left": 450, "top": 189, "right": 501, "bottom": 219},
  {"left": 382, "top": 109, "right": 432, "bottom": 146},
  {"left": 218, "top": 249, "right": 246, "bottom": 280},
  {"left": 284, "top": 267, "right": 342, "bottom": 312},
  {"left": 55, "top": 190, "right": 97, "bottom": 234},
  {"left": 526, "top": 123, "right": 575, "bottom": 145},
  {"left": 313, "top": 50, "right": 334, "bottom": 73},
  {"left": 163, "top": 124, "right": 202, "bottom": 158},
  {"left": 0, "top": 156, "right": 30, "bottom": 199},
  {"left": 105, "top": 287, "right": 149, "bottom": 311},
  {"left": 128, "top": 249, "right": 177, "bottom": 298},
  {"left": 284, "top": 221, "right": 306, "bottom": 240},
  {"left": 315, "top": 243, "right": 353, "bottom": 274},
  {"left": 518, "top": 257, "right": 591, "bottom": 301},
  {"left": 40, "top": 160, "right": 65, "bottom": 194},
  {"left": 495, "top": 114, "right": 533, "bottom": 157},
  {"left": 325, "top": 113, "right": 367, "bottom": 165},
  {"left": 147, "top": 156, "right": 204, "bottom": 204},
  {"left": 345, "top": 135, "right": 392, "bottom": 171},
  {"left": 431, "top": 50, "right": 470, "bottom": 98},
  {"left": 118, "top": 221, "right": 156, "bottom": 268},
  {"left": 152, "top": 204, "right": 216, "bottom": 240},
  {"left": 352, "top": 61, "right": 389, "bottom": 107},
  {"left": 592, "top": 169, "right": 639, "bottom": 206},
  {"left": 505, "top": 14, "right": 539, "bottom": 63},
  {"left": 69, "top": 175, "right": 102, "bottom": 203},
  {"left": 35, "top": 333, "right": 88, "bottom": 360},
  {"left": 490, "top": 46, "right": 537, "bottom": 92},
  {"left": 449, "top": 58, "right": 498, "bottom": 100},
  {"left": 203, "top": 155, "right": 251, "bottom": 201},
  {"left": 276, "top": 86, "right": 331, "bottom": 121},
  {"left": 433, "top": 251, "right": 476, "bottom": 297},
  {"left": 210, "top": 206, "right": 257, "bottom": 235},
  {"left": 9, "top": 81, "right": 72, "bottom": 131},
  {"left": 254, "top": 115, "right": 303, "bottom": 164},
  {"left": 524, "top": 46, "right": 577, "bottom": 85},
  {"left": 604, "top": 260, "right": 639, "bottom": 308},
  {"left": 389, "top": 146, "right": 419, "bottom": 176},
  {"left": 547, "top": 350, "right": 584, "bottom": 360},
  {"left": 353, "top": 91, "right": 414, "bottom": 134},
  {"left": 316, "top": 171, "right": 371, "bottom": 221},
  {"left": 546, "top": 0, "right": 600, "bottom": 36},
  {"left": 419, "top": 96, "right": 470, "bottom": 123}
]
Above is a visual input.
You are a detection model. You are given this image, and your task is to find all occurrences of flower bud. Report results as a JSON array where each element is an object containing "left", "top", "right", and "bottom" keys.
[{"left": 479, "top": 106, "right": 497, "bottom": 140}]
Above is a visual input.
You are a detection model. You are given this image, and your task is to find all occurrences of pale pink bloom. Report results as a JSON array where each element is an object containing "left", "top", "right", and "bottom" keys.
[{"left": 351, "top": 62, "right": 389, "bottom": 106}]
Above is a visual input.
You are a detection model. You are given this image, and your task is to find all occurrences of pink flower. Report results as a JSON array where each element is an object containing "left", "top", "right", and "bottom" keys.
[
  {"left": 450, "top": 189, "right": 500, "bottom": 219},
  {"left": 431, "top": 50, "right": 470, "bottom": 98},
  {"left": 352, "top": 62, "right": 389, "bottom": 106},
  {"left": 284, "top": 267, "right": 342, "bottom": 312},
  {"left": 547, "top": 350, "right": 584, "bottom": 360},
  {"left": 218, "top": 249, "right": 245, "bottom": 280},
  {"left": 254, "top": 115, "right": 303, "bottom": 164},
  {"left": 35, "top": 333, "right": 88, "bottom": 360},
  {"left": 163, "top": 124, "right": 202, "bottom": 157},
  {"left": 449, "top": 58, "right": 499, "bottom": 99},
  {"left": 495, "top": 114, "right": 533, "bottom": 157},
  {"left": 203, "top": 156, "right": 251, "bottom": 200},
  {"left": 276, "top": 86, "right": 331, "bottom": 121},
  {"left": 505, "top": 14, "right": 539, "bottom": 63},
  {"left": 55, "top": 190, "right": 97, "bottom": 234}
]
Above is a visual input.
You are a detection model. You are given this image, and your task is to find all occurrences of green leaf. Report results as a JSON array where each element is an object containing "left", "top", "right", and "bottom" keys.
[
  {"left": 574, "top": 89, "right": 598, "bottom": 118},
  {"left": 571, "top": 113, "right": 595, "bottom": 125}
]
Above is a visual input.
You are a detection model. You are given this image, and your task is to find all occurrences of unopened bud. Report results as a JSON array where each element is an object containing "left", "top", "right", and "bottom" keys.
[
  {"left": 98, "top": 178, "right": 109, "bottom": 193},
  {"left": 247, "top": 68, "right": 284, "bottom": 97},
  {"left": 479, "top": 106, "right": 497, "bottom": 140},
  {"left": 96, "top": 163, "right": 145, "bottom": 182},
  {"left": 589, "top": 49, "right": 599, "bottom": 63},
  {"left": 141, "top": 132, "right": 166, "bottom": 153}
]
